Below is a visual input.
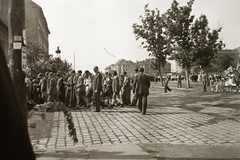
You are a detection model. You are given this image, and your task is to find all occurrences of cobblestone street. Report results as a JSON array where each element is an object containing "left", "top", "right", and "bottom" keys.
[
  {"left": 32, "top": 100, "right": 240, "bottom": 152},
  {"left": 29, "top": 82, "right": 240, "bottom": 160}
]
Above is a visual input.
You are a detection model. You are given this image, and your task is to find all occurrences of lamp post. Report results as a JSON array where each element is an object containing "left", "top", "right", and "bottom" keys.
[{"left": 56, "top": 46, "right": 61, "bottom": 59}]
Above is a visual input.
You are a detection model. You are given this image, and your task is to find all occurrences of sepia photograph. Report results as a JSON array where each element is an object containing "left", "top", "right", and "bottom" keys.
[{"left": 0, "top": 0, "right": 239, "bottom": 159}]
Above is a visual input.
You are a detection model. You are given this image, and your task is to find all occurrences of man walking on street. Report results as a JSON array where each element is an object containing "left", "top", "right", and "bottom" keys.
[
  {"left": 164, "top": 76, "right": 172, "bottom": 93},
  {"left": 177, "top": 74, "right": 182, "bottom": 88},
  {"left": 92, "top": 66, "right": 103, "bottom": 112},
  {"left": 136, "top": 68, "right": 150, "bottom": 115}
]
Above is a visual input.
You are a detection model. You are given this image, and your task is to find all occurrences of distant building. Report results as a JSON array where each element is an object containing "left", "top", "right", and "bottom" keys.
[
  {"left": 105, "top": 58, "right": 171, "bottom": 77},
  {"left": 0, "top": 0, "right": 50, "bottom": 61},
  {"left": 169, "top": 60, "right": 183, "bottom": 73},
  {"left": 109, "top": 59, "right": 136, "bottom": 76},
  {"left": 25, "top": 0, "right": 50, "bottom": 52}
]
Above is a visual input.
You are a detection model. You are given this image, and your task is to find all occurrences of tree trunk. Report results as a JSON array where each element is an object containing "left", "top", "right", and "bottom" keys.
[
  {"left": 185, "top": 67, "right": 191, "bottom": 88},
  {"left": 205, "top": 67, "right": 209, "bottom": 85},
  {"left": 158, "top": 59, "right": 164, "bottom": 86},
  {"left": 9, "top": 0, "right": 27, "bottom": 125}
]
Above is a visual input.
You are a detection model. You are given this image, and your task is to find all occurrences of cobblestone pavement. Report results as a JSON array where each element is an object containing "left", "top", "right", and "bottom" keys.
[{"left": 31, "top": 105, "right": 240, "bottom": 152}]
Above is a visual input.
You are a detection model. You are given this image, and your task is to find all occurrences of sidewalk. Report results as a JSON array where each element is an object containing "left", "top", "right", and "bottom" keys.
[{"left": 36, "top": 143, "right": 240, "bottom": 159}]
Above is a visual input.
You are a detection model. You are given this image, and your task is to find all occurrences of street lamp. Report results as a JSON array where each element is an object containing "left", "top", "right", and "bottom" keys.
[{"left": 55, "top": 46, "right": 61, "bottom": 59}]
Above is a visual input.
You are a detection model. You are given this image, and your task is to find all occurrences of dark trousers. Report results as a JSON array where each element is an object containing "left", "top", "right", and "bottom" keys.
[
  {"left": 48, "top": 94, "right": 58, "bottom": 102},
  {"left": 138, "top": 93, "right": 148, "bottom": 114},
  {"left": 203, "top": 81, "right": 207, "bottom": 92},
  {"left": 131, "top": 93, "right": 138, "bottom": 106},
  {"left": 94, "top": 91, "right": 101, "bottom": 112},
  {"left": 58, "top": 91, "right": 65, "bottom": 103},
  {"left": 76, "top": 91, "right": 88, "bottom": 107},
  {"left": 122, "top": 89, "right": 131, "bottom": 105},
  {"left": 177, "top": 81, "right": 182, "bottom": 88},
  {"left": 164, "top": 84, "right": 171, "bottom": 93}
]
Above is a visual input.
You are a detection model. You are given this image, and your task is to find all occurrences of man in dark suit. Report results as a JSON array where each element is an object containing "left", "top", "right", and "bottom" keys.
[
  {"left": 111, "top": 70, "right": 123, "bottom": 107},
  {"left": 136, "top": 67, "right": 150, "bottom": 115},
  {"left": 92, "top": 66, "right": 103, "bottom": 112},
  {"left": 121, "top": 71, "right": 131, "bottom": 105},
  {"left": 48, "top": 72, "right": 58, "bottom": 102}
]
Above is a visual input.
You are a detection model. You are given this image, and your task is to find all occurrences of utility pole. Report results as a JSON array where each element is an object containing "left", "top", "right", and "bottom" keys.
[
  {"left": 8, "top": 0, "right": 27, "bottom": 124},
  {"left": 74, "top": 52, "right": 75, "bottom": 70}
]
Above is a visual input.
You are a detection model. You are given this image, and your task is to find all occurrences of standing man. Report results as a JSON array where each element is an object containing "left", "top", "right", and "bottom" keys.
[
  {"left": 39, "top": 73, "right": 48, "bottom": 103},
  {"left": 92, "top": 66, "right": 103, "bottom": 112},
  {"left": 75, "top": 70, "right": 90, "bottom": 109},
  {"left": 177, "top": 74, "right": 182, "bottom": 88},
  {"left": 136, "top": 68, "right": 150, "bottom": 115},
  {"left": 131, "top": 68, "right": 139, "bottom": 106},
  {"left": 47, "top": 72, "right": 58, "bottom": 102},
  {"left": 56, "top": 71, "right": 65, "bottom": 103},
  {"left": 121, "top": 71, "right": 131, "bottom": 105},
  {"left": 111, "top": 70, "right": 123, "bottom": 107},
  {"left": 66, "top": 70, "right": 76, "bottom": 108}
]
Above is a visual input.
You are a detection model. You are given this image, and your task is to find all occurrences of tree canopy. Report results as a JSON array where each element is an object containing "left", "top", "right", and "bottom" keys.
[
  {"left": 132, "top": 4, "right": 171, "bottom": 85},
  {"left": 26, "top": 41, "right": 72, "bottom": 77}
]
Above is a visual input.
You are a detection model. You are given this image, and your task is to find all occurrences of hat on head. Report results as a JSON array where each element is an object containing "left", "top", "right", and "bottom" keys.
[
  {"left": 134, "top": 68, "right": 138, "bottom": 72},
  {"left": 139, "top": 67, "right": 144, "bottom": 72}
]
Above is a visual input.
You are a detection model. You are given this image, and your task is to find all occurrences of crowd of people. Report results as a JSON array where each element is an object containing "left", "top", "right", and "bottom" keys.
[
  {"left": 25, "top": 66, "right": 151, "bottom": 114},
  {"left": 191, "top": 66, "right": 240, "bottom": 92}
]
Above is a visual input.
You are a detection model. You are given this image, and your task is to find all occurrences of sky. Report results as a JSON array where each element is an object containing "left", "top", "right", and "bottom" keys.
[{"left": 33, "top": 0, "right": 240, "bottom": 72}]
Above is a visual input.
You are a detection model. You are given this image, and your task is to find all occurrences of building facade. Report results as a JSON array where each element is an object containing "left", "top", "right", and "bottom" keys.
[
  {"left": 108, "top": 59, "right": 136, "bottom": 76},
  {"left": 0, "top": 0, "right": 50, "bottom": 61},
  {"left": 105, "top": 58, "right": 171, "bottom": 77},
  {"left": 25, "top": 0, "right": 50, "bottom": 52}
]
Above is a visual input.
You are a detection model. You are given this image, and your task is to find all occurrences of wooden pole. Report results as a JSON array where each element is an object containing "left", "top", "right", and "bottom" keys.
[{"left": 8, "top": 0, "right": 27, "bottom": 124}]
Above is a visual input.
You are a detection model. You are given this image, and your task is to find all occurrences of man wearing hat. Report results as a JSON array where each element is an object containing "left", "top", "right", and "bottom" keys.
[{"left": 92, "top": 66, "right": 103, "bottom": 112}]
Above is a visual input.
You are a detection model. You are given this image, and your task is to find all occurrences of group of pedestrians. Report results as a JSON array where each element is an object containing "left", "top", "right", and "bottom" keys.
[
  {"left": 26, "top": 66, "right": 151, "bottom": 115},
  {"left": 93, "top": 66, "right": 151, "bottom": 114}
]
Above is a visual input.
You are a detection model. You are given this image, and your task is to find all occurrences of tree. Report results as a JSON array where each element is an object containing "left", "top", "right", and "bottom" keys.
[
  {"left": 26, "top": 41, "right": 72, "bottom": 77},
  {"left": 133, "top": 4, "right": 171, "bottom": 86},
  {"left": 192, "top": 14, "right": 224, "bottom": 77},
  {"left": 26, "top": 41, "right": 51, "bottom": 67},
  {"left": 211, "top": 54, "right": 234, "bottom": 71},
  {"left": 45, "top": 57, "right": 72, "bottom": 74},
  {"left": 163, "top": 0, "right": 195, "bottom": 88}
]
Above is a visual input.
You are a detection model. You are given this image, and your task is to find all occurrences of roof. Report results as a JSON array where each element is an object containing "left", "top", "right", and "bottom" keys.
[
  {"left": 115, "top": 59, "right": 134, "bottom": 65},
  {"left": 218, "top": 48, "right": 240, "bottom": 54}
]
